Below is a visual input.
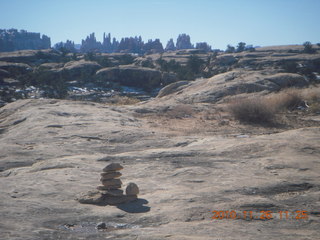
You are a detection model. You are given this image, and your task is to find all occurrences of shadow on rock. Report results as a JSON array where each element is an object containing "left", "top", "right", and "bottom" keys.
[{"left": 116, "top": 198, "right": 150, "bottom": 213}]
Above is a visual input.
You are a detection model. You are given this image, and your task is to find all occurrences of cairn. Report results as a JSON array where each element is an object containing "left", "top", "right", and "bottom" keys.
[
  {"left": 98, "top": 163, "right": 139, "bottom": 205},
  {"left": 97, "top": 163, "right": 124, "bottom": 196},
  {"left": 77, "top": 163, "right": 139, "bottom": 205}
]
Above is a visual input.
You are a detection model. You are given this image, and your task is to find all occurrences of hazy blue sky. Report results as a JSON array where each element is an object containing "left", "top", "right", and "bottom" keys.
[{"left": 1, "top": 0, "right": 319, "bottom": 49}]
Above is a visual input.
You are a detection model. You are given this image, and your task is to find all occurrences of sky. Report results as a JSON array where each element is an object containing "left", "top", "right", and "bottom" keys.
[{"left": 0, "top": 0, "right": 319, "bottom": 50}]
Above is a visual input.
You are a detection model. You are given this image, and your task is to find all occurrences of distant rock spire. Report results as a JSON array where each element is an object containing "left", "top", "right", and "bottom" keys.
[
  {"left": 165, "top": 38, "right": 176, "bottom": 51},
  {"left": 176, "top": 34, "right": 193, "bottom": 50}
]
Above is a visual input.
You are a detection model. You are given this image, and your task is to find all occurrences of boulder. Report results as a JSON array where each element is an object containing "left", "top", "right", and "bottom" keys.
[
  {"left": 96, "top": 65, "right": 163, "bottom": 90},
  {"left": 265, "top": 73, "right": 308, "bottom": 88},
  {"left": 61, "top": 60, "right": 101, "bottom": 81},
  {"left": 157, "top": 81, "right": 190, "bottom": 98},
  {"left": 0, "top": 61, "right": 32, "bottom": 77}
]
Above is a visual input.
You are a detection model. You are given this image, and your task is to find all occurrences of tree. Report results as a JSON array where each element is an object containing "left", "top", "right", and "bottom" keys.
[
  {"left": 236, "top": 42, "right": 246, "bottom": 52},
  {"left": 303, "top": 41, "right": 316, "bottom": 54},
  {"left": 225, "top": 44, "right": 235, "bottom": 53},
  {"left": 187, "top": 55, "right": 204, "bottom": 74}
]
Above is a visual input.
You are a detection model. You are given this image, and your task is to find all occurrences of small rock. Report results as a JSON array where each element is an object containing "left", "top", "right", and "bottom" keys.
[
  {"left": 100, "top": 171, "right": 122, "bottom": 179},
  {"left": 101, "top": 178, "right": 122, "bottom": 187},
  {"left": 126, "top": 182, "right": 139, "bottom": 196},
  {"left": 103, "top": 163, "right": 123, "bottom": 172},
  {"left": 97, "top": 185, "right": 121, "bottom": 190},
  {"left": 96, "top": 222, "right": 106, "bottom": 229}
]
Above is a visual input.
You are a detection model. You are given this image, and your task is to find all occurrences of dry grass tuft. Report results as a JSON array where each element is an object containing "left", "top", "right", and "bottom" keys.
[
  {"left": 268, "top": 89, "right": 304, "bottom": 111},
  {"left": 303, "top": 88, "right": 320, "bottom": 113},
  {"left": 228, "top": 86, "right": 320, "bottom": 125},
  {"left": 163, "top": 104, "right": 195, "bottom": 119},
  {"left": 228, "top": 97, "right": 276, "bottom": 124}
]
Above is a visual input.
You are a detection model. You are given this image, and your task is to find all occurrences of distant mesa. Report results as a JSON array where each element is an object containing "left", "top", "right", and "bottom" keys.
[
  {"left": 0, "top": 29, "right": 50, "bottom": 52},
  {"left": 0, "top": 28, "right": 212, "bottom": 54}
]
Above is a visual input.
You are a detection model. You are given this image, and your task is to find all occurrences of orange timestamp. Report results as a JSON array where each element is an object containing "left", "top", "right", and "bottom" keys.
[{"left": 211, "top": 210, "right": 308, "bottom": 220}]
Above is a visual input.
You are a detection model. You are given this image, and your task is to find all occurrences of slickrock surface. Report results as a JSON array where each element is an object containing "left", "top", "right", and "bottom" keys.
[{"left": 0, "top": 91, "right": 319, "bottom": 239}]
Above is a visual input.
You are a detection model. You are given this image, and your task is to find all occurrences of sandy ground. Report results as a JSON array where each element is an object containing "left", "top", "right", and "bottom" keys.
[{"left": 0, "top": 99, "right": 319, "bottom": 240}]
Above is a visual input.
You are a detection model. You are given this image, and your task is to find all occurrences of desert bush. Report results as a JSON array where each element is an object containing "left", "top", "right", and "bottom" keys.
[
  {"left": 303, "top": 41, "right": 316, "bottom": 54},
  {"left": 228, "top": 97, "right": 276, "bottom": 124},
  {"left": 271, "top": 89, "right": 303, "bottom": 111},
  {"left": 225, "top": 44, "right": 235, "bottom": 53},
  {"left": 236, "top": 42, "right": 246, "bottom": 52},
  {"left": 156, "top": 57, "right": 204, "bottom": 80}
]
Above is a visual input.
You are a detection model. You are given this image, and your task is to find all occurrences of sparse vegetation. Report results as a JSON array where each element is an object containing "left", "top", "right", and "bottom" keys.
[
  {"left": 269, "top": 89, "right": 304, "bottom": 111},
  {"left": 228, "top": 97, "right": 276, "bottom": 124},
  {"left": 303, "top": 41, "right": 316, "bottom": 54},
  {"left": 303, "top": 88, "right": 320, "bottom": 113},
  {"left": 228, "top": 87, "right": 320, "bottom": 125},
  {"left": 156, "top": 55, "right": 205, "bottom": 80},
  {"left": 225, "top": 44, "right": 235, "bottom": 53},
  {"left": 236, "top": 42, "right": 246, "bottom": 52}
]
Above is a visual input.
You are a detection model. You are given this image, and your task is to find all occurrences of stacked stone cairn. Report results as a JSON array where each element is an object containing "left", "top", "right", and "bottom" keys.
[
  {"left": 77, "top": 163, "right": 139, "bottom": 205},
  {"left": 98, "top": 163, "right": 124, "bottom": 196},
  {"left": 98, "top": 163, "right": 139, "bottom": 205}
]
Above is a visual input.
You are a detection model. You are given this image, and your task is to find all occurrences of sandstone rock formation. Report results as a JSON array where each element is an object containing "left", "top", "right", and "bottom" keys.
[
  {"left": 96, "top": 65, "right": 163, "bottom": 90},
  {"left": 80, "top": 33, "right": 103, "bottom": 53},
  {"left": 102, "top": 33, "right": 119, "bottom": 53},
  {"left": 117, "top": 36, "right": 144, "bottom": 54},
  {"left": 143, "top": 39, "right": 164, "bottom": 54},
  {"left": 157, "top": 80, "right": 190, "bottom": 98},
  {"left": 54, "top": 40, "right": 76, "bottom": 53},
  {"left": 165, "top": 38, "right": 176, "bottom": 51},
  {"left": 0, "top": 29, "right": 50, "bottom": 52},
  {"left": 61, "top": 60, "right": 101, "bottom": 81},
  {"left": 0, "top": 49, "right": 61, "bottom": 64},
  {"left": 176, "top": 33, "right": 193, "bottom": 50}
]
